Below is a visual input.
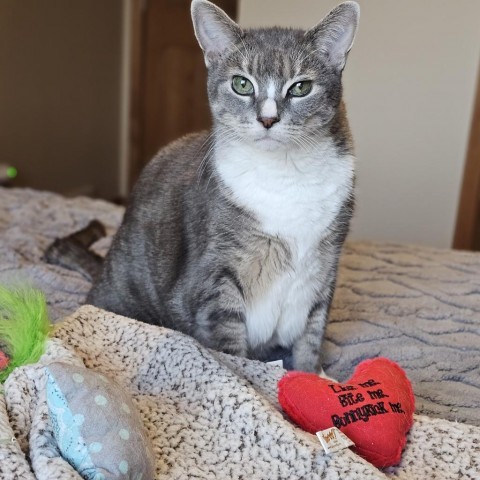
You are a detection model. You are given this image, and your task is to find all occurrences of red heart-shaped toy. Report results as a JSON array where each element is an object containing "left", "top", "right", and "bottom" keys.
[{"left": 278, "top": 358, "right": 414, "bottom": 468}]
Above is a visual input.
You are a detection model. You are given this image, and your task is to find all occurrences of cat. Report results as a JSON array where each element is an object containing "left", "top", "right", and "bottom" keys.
[{"left": 46, "top": 0, "right": 359, "bottom": 373}]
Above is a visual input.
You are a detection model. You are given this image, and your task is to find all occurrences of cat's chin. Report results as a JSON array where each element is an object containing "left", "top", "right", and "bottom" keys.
[{"left": 251, "top": 136, "right": 285, "bottom": 152}]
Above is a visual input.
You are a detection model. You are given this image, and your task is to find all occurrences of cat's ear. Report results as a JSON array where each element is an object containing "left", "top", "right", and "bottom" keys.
[
  {"left": 305, "top": 1, "right": 360, "bottom": 71},
  {"left": 191, "top": 0, "right": 243, "bottom": 67}
]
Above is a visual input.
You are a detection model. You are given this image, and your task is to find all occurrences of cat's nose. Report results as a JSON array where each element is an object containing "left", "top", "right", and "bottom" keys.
[{"left": 257, "top": 116, "right": 280, "bottom": 129}]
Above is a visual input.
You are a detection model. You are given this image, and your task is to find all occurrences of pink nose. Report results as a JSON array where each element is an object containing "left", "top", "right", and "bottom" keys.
[{"left": 257, "top": 116, "right": 279, "bottom": 129}]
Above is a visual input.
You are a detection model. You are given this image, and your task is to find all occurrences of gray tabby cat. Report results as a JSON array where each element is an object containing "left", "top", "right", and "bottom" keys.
[{"left": 87, "top": 0, "right": 359, "bottom": 372}]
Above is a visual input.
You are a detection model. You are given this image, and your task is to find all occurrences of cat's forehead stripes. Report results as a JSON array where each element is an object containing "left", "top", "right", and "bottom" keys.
[{"left": 242, "top": 49, "right": 298, "bottom": 85}]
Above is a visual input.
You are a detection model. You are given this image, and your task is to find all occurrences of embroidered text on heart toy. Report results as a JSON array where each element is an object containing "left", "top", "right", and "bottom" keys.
[{"left": 278, "top": 357, "right": 415, "bottom": 468}]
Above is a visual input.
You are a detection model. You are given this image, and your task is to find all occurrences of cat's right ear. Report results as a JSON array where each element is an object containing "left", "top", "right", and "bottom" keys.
[{"left": 191, "top": 0, "right": 243, "bottom": 67}]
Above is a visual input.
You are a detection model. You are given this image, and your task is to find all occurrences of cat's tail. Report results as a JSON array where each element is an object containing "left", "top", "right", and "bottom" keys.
[{"left": 43, "top": 220, "right": 106, "bottom": 281}]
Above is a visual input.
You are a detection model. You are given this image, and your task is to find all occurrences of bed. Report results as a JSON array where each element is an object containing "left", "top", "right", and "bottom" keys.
[{"left": 0, "top": 187, "right": 479, "bottom": 479}]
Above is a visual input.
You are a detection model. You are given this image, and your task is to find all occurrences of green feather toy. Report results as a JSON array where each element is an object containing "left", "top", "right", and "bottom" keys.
[{"left": 0, "top": 285, "right": 52, "bottom": 384}]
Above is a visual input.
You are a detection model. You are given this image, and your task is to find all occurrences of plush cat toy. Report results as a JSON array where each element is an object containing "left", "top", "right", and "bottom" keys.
[{"left": 278, "top": 358, "right": 415, "bottom": 468}]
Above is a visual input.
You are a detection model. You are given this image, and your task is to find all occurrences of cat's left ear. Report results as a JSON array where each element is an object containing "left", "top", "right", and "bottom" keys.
[
  {"left": 191, "top": 0, "right": 243, "bottom": 67},
  {"left": 305, "top": 1, "right": 360, "bottom": 71}
]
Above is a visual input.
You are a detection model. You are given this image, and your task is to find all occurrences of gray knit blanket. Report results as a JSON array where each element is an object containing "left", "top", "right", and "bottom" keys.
[{"left": 1, "top": 187, "right": 479, "bottom": 479}]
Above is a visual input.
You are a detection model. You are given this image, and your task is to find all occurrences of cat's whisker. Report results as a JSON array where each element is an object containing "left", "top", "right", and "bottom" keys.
[
  {"left": 290, "top": 132, "right": 316, "bottom": 153},
  {"left": 215, "top": 128, "right": 245, "bottom": 148},
  {"left": 203, "top": 131, "right": 247, "bottom": 191},
  {"left": 297, "top": 137, "right": 317, "bottom": 153},
  {"left": 296, "top": 131, "right": 321, "bottom": 152},
  {"left": 291, "top": 130, "right": 311, "bottom": 148},
  {"left": 197, "top": 156, "right": 213, "bottom": 186},
  {"left": 201, "top": 125, "right": 241, "bottom": 166},
  {"left": 196, "top": 133, "right": 217, "bottom": 185},
  {"left": 289, "top": 135, "right": 309, "bottom": 153},
  {"left": 196, "top": 130, "right": 215, "bottom": 159}
]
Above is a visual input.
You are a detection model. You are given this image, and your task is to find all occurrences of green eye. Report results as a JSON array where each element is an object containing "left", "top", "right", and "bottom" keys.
[
  {"left": 232, "top": 76, "right": 254, "bottom": 96},
  {"left": 288, "top": 80, "right": 313, "bottom": 97}
]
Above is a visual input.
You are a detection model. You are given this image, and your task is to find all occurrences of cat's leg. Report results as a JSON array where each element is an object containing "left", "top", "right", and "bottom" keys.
[
  {"left": 291, "top": 303, "right": 328, "bottom": 372},
  {"left": 292, "top": 279, "right": 336, "bottom": 373},
  {"left": 192, "top": 268, "right": 248, "bottom": 357},
  {"left": 292, "top": 236, "right": 344, "bottom": 373}
]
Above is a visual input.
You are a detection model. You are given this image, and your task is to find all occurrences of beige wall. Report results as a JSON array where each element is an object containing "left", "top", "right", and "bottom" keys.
[
  {"left": 0, "top": 0, "right": 123, "bottom": 199},
  {"left": 239, "top": 0, "right": 480, "bottom": 248}
]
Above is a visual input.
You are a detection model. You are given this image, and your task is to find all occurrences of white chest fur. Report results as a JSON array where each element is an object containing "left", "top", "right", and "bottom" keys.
[{"left": 215, "top": 141, "right": 354, "bottom": 348}]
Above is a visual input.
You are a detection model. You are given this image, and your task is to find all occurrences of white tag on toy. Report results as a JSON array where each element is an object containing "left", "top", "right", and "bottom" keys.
[
  {"left": 316, "top": 427, "right": 354, "bottom": 454},
  {"left": 267, "top": 359, "right": 283, "bottom": 368}
]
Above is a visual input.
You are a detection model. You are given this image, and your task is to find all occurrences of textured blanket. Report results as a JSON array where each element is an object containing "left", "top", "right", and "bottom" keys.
[{"left": 1, "top": 187, "right": 480, "bottom": 479}]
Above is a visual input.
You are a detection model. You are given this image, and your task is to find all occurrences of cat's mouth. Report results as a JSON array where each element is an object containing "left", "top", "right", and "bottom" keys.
[{"left": 253, "top": 134, "right": 284, "bottom": 150}]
